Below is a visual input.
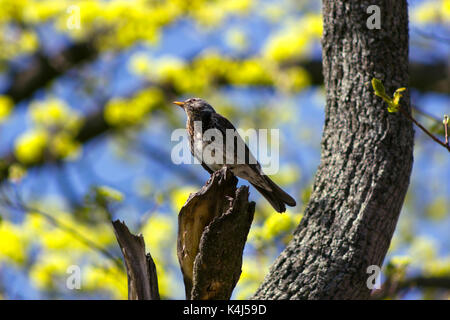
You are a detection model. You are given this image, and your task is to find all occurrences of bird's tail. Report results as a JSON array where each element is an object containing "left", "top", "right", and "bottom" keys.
[{"left": 250, "top": 175, "right": 296, "bottom": 213}]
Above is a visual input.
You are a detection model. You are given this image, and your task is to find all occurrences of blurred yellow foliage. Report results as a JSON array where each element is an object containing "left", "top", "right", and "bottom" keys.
[
  {"left": 131, "top": 55, "right": 187, "bottom": 83},
  {"left": 0, "top": 17, "right": 39, "bottom": 59},
  {"left": 228, "top": 59, "right": 273, "bottom": 85},
  {"left": 29, "top": 252, "right": 73, "bottom": 289},
  {"left": 23, "top": 98, "right": 84, "bottom": 160},
  {"left": 104, "top": 88, "right": 163, "bottom": 126},
  {"left": 130, "top": 48, "right": 311, "bottom": 93},
  {"left": 236, "top": 258, "right": 270, "bottom": 299},
  {"left": 426, "top": 197, "right": 447, "bottom": 221},
  {"left": 271, "top": 164, "right": 300, "bottom": 186},
  {"left": 170, "top": 186, "right": 197, "bottom": 212},
  {"left": 23, "top": 212, "right": 46, "bottom": 233},
  {"left": 0, "top": 95, "right": 13, "bottom": 122},
  {"left": 249, "top": 208, "right": 302, "bottom": 249},
  {"left": 50, "top": 132, "right": 82, "bottom": 160},
  {"left": 412, "top": 0, "right": 450, "bottom": 23},
  {"left": 226, "top": 28, "right": 248, "bottom": 52},
  {"left": 277, "top": 67, "right": 311, "bottom": 92},
  {"left": 424, "top": 256, "right": 450, "bottom": 276},
  {"left": 2, "top": 209, "right": 127, "bottom": 297},
  {"left": 390, "top": 255, "right": 412, "bottom": 268},
  {"left": 190, "top": 0, "right": 253, "bottom": 27},
  {"left": 14, "top": 129, "right": 48, "bottom": 164},
  {"left": 0, "top": 220, "right": 28, "bottom": 264},
  {"left": 264, "top": 14, "right": 322, "bottom": 62},
  {"left": 445, "top": 0, "right": 450, "bottom": 18},
  {"left": 265, "top": 30, "right": 308, "bottom": 62},
  {"left": 141, "top": 214, "right": 174, "bottom": 249},
  {"left": 129, "top": 53, "right": 152, "bottom": 75},
  {"left": 141, "top": 213, "right": 176, "bottom": 297},
  {"left": 84, "top": 264, "right": 127, "bottom": 299},
  {"left": 95, "top": 185, "right": 125, "bottom": 204},
  {"left": 8, "top": 163, "right": 27, "bottom": 183},
  {"left": 409, "top": 236, "right": 437, "bottom": 262},
  {"left": 20, "top": 30, "right": 39, "bottom": 52},
  {"left": 157, "top": 56, "right": 188, "bottom": 82},
  {"left": 262, "top": 211, "right": 302, "bottom": 239},
  {"left": 261, "top": 3, "right": 285, "bottom": 23},
  {"left": 30, "top": 98, "right": 81, "bottom": 130},
  {"left": 0, "top": 0, "right": 184, "bottom": 56},
  {"left": 21, "top": 0, "right": 66, "bottom": 23}
]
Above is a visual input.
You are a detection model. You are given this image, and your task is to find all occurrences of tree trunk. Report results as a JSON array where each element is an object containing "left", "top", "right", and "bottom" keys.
[{"left": 253, "top": 0, "right": 414, "bottom": 299}]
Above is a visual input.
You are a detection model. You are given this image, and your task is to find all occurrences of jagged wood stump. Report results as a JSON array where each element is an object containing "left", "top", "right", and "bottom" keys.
[{"left": 177, "top": 168, "right": 255, "bottom": 300}]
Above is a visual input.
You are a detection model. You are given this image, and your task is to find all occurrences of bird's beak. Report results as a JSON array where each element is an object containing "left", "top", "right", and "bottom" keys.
[{"left": 173, "top": 101, "right": 185, "bottom": 108}]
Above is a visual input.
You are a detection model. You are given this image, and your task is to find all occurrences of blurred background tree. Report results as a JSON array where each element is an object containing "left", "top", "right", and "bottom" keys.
[{"left": 0, "top": 0, "right": 448, "bottom": 299}]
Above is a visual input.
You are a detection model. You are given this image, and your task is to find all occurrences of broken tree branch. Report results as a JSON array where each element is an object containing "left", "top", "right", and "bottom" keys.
[
  {"left": 177, "top": 168, "right": 255, "bottom": 300},
  {"left": 112, "top": 220, "right": 160, "bottom": 300}
]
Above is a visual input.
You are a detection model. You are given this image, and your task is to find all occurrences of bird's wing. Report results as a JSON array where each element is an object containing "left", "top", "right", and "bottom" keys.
[
  {"left": 210, "top": 112, "right": 262, "bottom": 173},
  {"left": 188, "top": 112, "right": 216, "bottom": 174}
]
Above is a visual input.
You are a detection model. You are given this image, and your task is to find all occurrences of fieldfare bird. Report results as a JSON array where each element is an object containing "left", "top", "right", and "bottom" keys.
[{"left": 174, "top": 98, "right": 296, "bottom": 213}]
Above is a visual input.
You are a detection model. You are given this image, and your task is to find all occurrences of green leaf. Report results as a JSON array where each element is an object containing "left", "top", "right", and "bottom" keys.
[
  {"left": 371, "top": 78, "right": 387, "bottom": 98},
  {"left": 371, "top": 78, "right": 406, "bottom": 113}
]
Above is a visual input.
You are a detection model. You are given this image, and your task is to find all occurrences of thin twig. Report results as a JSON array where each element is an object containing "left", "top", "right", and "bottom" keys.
[
  {"left": 444, "top": 115, "right": 449, "bottom": 146},
  {"left": 411, "top": 105, "right": 442, "bottom": 123},
  {"left": 398, "top": 106, "right": 450, "bottom": 152}
]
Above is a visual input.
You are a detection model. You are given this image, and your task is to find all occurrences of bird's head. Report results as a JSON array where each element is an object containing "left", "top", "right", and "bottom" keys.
[{"left": 173, "top": 98, "right": 215, "bottom": 117}]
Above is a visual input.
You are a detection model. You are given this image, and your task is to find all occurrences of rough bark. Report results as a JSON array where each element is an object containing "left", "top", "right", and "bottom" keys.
[
  {"left": 177, "top": 168, "right": 255, "bottom": 300},
  {"left": 112, "top": 220, "right": 160, "bottom": 300},
  {"left": 253, "top": 0, "right": 414, "bottom": 299}
]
